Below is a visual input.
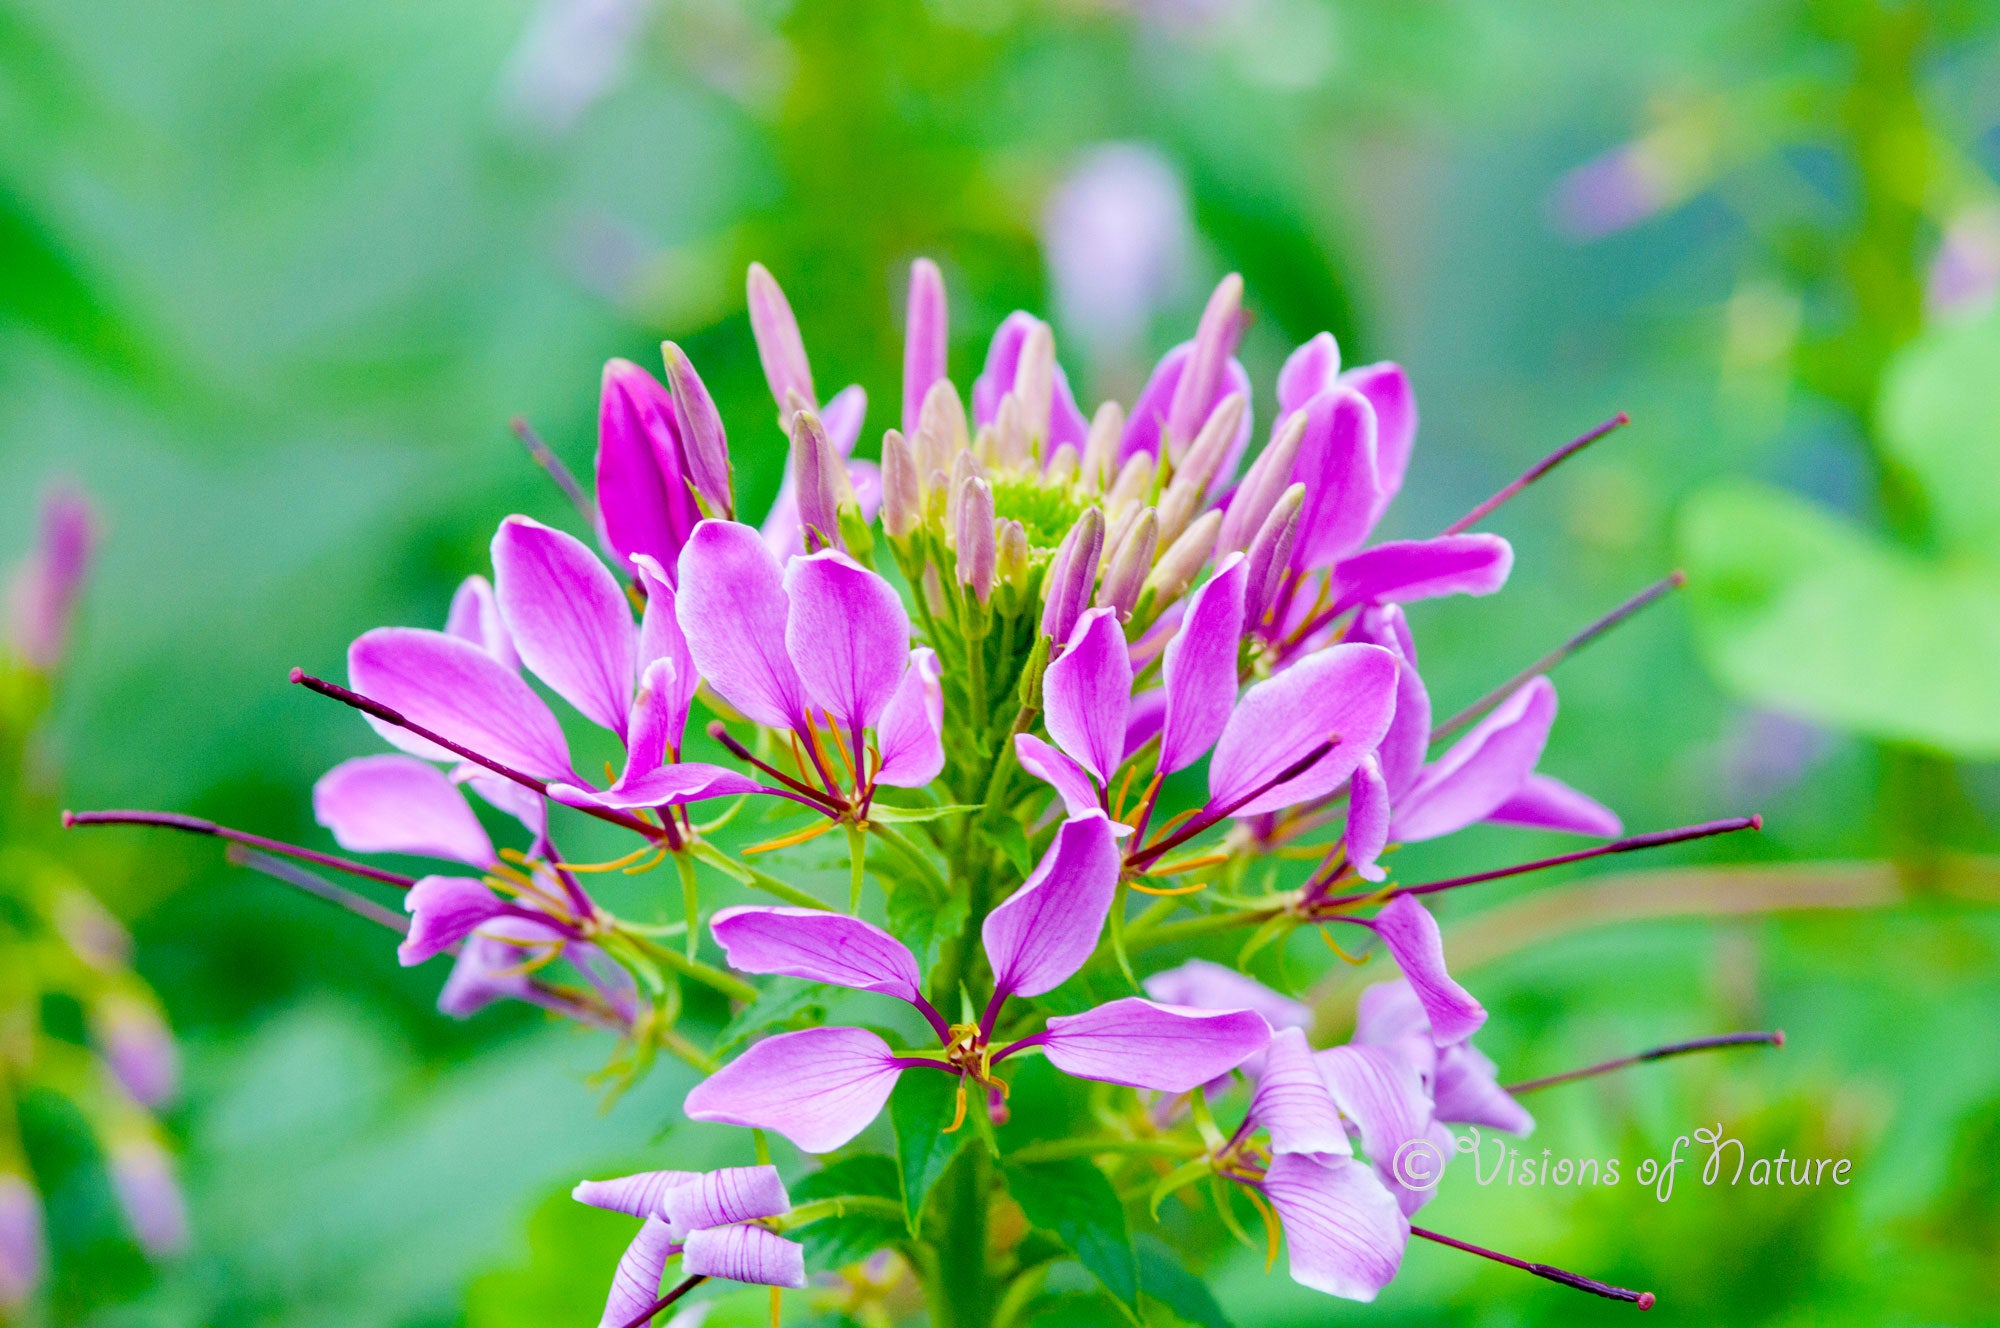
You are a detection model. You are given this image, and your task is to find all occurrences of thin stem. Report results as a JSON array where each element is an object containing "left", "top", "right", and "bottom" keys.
[
  {"left": 1411, "top": 1226, "right": 1654, "bottom": 1309},
  {"left": 510, "top": 416, "right": 595, "bottom": 527},
  {"left": 1129, "top": 740, "right": 1335, "bottom": 869},
  {"left": 673, "top": 851, "right": 702, "bottom": 960},
  {"left": 621, "top": 931, "right": 760, "bottom": 1002},
  {"left": 64, "top": 809, "right": 415, "bottom": 888},
  {"left": 707, "top": 722, "right": 844, "bottom": 812},
  {"left": 1432, "top": 571, "right": 1686, "bottom": 743},
  {"left": 1440, "top": 412, "right": 1630, "bottom": 536},
  {"left": 225, "top": 847, "right": 411, "bottom": 932},
  {"left": 618, "top": 1274, "right": 708, "bottom": 1328},
  {"left": 1505, "top": 1030, "right": 1785, "bottom": 1096}
]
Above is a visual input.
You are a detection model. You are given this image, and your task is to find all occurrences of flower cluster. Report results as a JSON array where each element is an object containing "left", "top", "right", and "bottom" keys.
[{"left": 73, "top": 262, "right": 1776, "bottom": 1324}]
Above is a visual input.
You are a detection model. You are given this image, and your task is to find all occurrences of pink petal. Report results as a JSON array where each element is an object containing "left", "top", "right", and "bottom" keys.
[
  {"left": 1208, "top": 643, "right": 1399, "bottom": 817},
  {"left": 874, "top": 649, "right": 945, "bottom": 789},
  {"left": 1344, "top": 755, "right": 1391, "bottom": 883},
  {"left": 1250, "top": 1028, "right": 1352, "bottom": 1158},
  {"left": 0, "top": 1174, "right": 45, "bottom": 1305},
  {"left": 902, "top": 259, "right": 949, "bottom": 435},
  {"left": 683, "top": 1026, "right": 904, "bottom": 1154},
  {"left": 1486, "top": 772, "right": 1622, "bottom": 837},
  {"left": 574, "top": 1170, "right": 699, "bottom": 1220},
  {"left": 1289, "top": 387, "right": 1382, "bottom": 570},
  {"left": 398, "top": 875, "right": 510, "bottom": 965},
  {"left": 747, "top": 263, "right": 816, "bottom": 410},
  {"left": 1141, "top": 959, "right": 1308, "bottom": 1031},
  {"left": 445, "top": 574, "right": 519, "bottom": 670},
  {"left": 1314, "top": 1043, "right": 1444, "bottom": 1214},
  {"left": 550, "top": 762, "right": 766, "bottom": 811},
  {"left": 982, "top": 813, "right": 1123, "bottom": 1000},
  {"left": 622, "top": 658, "right": 690, "bottom": 779},
  {"left": 1124, "top": 687, "right": 1167, "bottom": 761},
  {"left": 1039, "top": 998, "right": 1270, "bottom": 1092},
  {"left": 1434, "top": 1042, "right": 1534, "bottom": 1134},
  {"left": 597, "top": 358, "right": 702, "bottom": 576},
  {"left": 662, "top": 1166, "right": 792, "bottom": 1237},
  {"left": 1331, "top": 534, "right": 1512, "bottom": 613},
  {"left": 1392, "top": 677, "right": 1556, "bottom": 843},
  {"left": 493, "top": 515, "right": 637, "bottom": 738},
  {"left": 821, "top": 385, "right": 869, "bottom": 456},
  {"left": 1276, "top": 333, "right": 1341, "bottom": 414},
  {"left": 597, "top": 1217, "right": 679, "bottom": 1328},
  {"left": 1120, "top": 342, "right": 1253, "bottom": 475},
  {"left": 1347, "top": 607, "right": 1428, "bottom": 799},
  {"left": 1260, "top": 1154, "right": 1408, "bottom": 1302},
  {"left": 972, "top": 313, "right": 1090, "bottom": 451},
  {"left": 682, "top": 1225, "right": 807, "bottom": 1289},
  {"left": 314, "top": 755, "right": 494, "bottom": 867},
  {"left": 1013, "top": 733, "right": 1102, "bottom": 817},
  {"left": 1368, "top": 895, "right": 1485, "bottom": 1045},
  {"left": 675, "top": 520, "right": 810, "bottom": 731},
  {"left": 711, "top": 907, "right": 923, "bottom": 1005},
  {"left": 1042, "top": 609, "right": 1133, "bottom": 784},
  {"left": 1158, "top": 555, "right": 1246, "bottom": 775},
  {"left": 349, "top": 627, "right": 574, "bottom": 782},
  {"left": 783, "top": 550, "right": 911, "bottom": 737},
  {"left": 1340, "top": 363, "right": 1415, "bottom": 514},
  {"left": 634, "top": 555, "right": 699, "bottom": 733}
]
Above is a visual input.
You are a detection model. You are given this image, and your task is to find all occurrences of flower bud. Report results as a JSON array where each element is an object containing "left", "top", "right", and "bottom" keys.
[
  {"left": 1146, "top": 508, "right": 1221, "bottom": 607},
  {"left": 915, "top": 378, "right": 970, "bottom": 476},
  {"left": 956, "top": 477, "right": 997, "bottom": 603},
  {"left": 1243, "top": 482, "right": 1304, "bottom": 624},
  {"left": 1154, "top": 394, "right": 1242, "bottom": 548},
  {"left": 1045, "top": 444, "right": 1080, "bottom": 484},
  {"left": 1081, "top": 400, "right": 1123, "bottom": 492},
  {"left": 789, "top": 410, "right": 847, "bottom": 551},
  {"left": 1097, "top": 506, "right": 1158, "bottom": 619},
  {"left": 93, "top": 994, "right": 179, "bottom": 1109},
  {"left": 1164, "top": 272, "right": 1245, "bottom": 455},
  {"left": 1105, "top": 451, "right": 1155, "bottom": 519},
  {"left": 881, "top": 430, "right": 922, "bottom": 539},
  {"left": 7, "top": 486, "right": 95, "bottom": 672},
  {"left": 902, "top": 258, "right": 949, "bottom": 435},
  {"left": 1041, "top": 506, "right": 1105, "bottom": 643},
  {"left": 108, "top": 1138, "right": 186, "bottom": 1258},
  {"left": 1012, "top": 319, "right": 1056, "bottom": 450},
  {"left": 660, "top": 341, "right": 733, "bottom": 517},
  {"left": 1219, "top": 407, "right": 1308, "bottom": 553},
  {"left": 997, "top": 518, "right": 1030, "bottom": 592},
  {"left": 0, "top": 1174, "right": 45, "bottom": 1309},
  {"left": 993, "top": 392, "right": 1030, "bottom": 469},
  {"left": 946, "top": 450, "right": 985, "bottom": 535},
  {"left": 747, "top": 262, "right": 815, "bottom": 414}
]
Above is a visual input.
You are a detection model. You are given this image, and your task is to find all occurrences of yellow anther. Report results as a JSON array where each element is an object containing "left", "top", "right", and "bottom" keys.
[
  {"left": 941, "top": 1077, "right": 969, "bottom": 1134},
  {"left": 562, "top": 843, "right": 660, "bottom": 873},
  {"left": 1318, "top": 927, "right": 1370, "bottom": 966},
  {"left": 1148, "top": 851, "right": 1229, "bottom": 876},
  {"left": 1130, "top": 878, "right": 1209, "bottom": 897},
  {"left": 1241, "top": 1184, "right": 1283, "bottom": 1272}
]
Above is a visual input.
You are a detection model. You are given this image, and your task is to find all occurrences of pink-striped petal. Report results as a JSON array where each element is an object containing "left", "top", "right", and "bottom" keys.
[
  {"left": 493, "top": 515, "right": 637, "bottom": 738},
  {"left": 1346, "top": 606, "right": 1428, "bottom": 799},
  {"left": 1141, "top": 959, "right": 1308, "bottom": 1031},
  {"left": 783, "top": 550, "right": 910, "bottom": 737},
  {"left": 549, "top": 762, "right": 766, "bottom": 811},
  {"left": 1250, "top": 1028, "right": 1352, "bottom": 1158},
  {"left": 711, "top": 908, "right": 923, "bottom": 1005},
  {"left": 1260, "top": 1154, "right": 1408, "bottom": 1302},
  {"left": 622, "top": 658, "right": 689, "bottom": 779},
  {"left": 1315, "top": 1043, "right": 1445, "bottom": 1214},
  {"left": 683, "top": 1026, "right": 904, "bottom": 1154},
  {"left": 634, "top": 555, "right": 699, "bottom": 734},
  {"left": 314, "top": 755, "right": 494, "bottom": 867},
  {"left": 675, "top": 520, "right": 810, "bottom": 731},
  {"left": 874, "top": 648, "right": 945, "bottom": 789},
  {"left": 349, "top": 627, "right": 573, "bottom": 782},
  {"left": 597, "top": 1217, "right": 679, "bottom": 1328},
  {"left": 661, "top": 1166, "right": 791, "bottom": 1238},
  {"left": 982, "top": 813, "right": 1122, "bottom": 1000},
  {"left": 1331, "top": 534, "right": 1512, "bottom": 613},
  {"left": 1434, "top": 1041, "right": 1534, "bottom": 1135},
  {"left": 1042, "top": 609, "right": 1133, "bottom": 784},
  {"left": 399, "top": 876, "right": 511, "bottom": 965},
  {"left": 682, "top": 1225, "right": 807, "bottom": 1289},
  {"left": 1158, "top": 555, "right": 1246, "bottom": 775},
  {"left": 574, "top": 1170, "right": 698, "bottom": 1220},
  {"left": 1208, "top": 643, "right": 1398, "bottom": 817},
  {"left": 445, "top": 574, "right": 519, "bottom": 670},
  {"left": 1013, "top": 733, "right": 1101, "bottom": 817},
  {"left": 1039, "top": 998, "right": 1270, "bottom": 1092},
  {"left": 1368, "top": 895, "right": 1485, "bottom": 1045},
  {"left": 1392, "top": 677, "right": 1556, "bottom": 843},
  {"left": 1486, "top": 772, "right": 1622, "bottom": 837}
]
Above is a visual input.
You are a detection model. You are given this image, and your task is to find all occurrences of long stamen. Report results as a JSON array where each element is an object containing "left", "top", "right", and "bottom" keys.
[
  {"left": 226, "top": 847, "right": 411, "bottom": 932},
  {"left": 1505, "top": 1030, "right": 1785, "bottom": 1096},
  {"left": 64, "top": 809, "right": 416, "bottom": 888},
  {"left": 1432, "top": 571, "right": 1685, "bottom": 743},
  {"left": 617, "top": 1274, "right": 709, "bottom": 1328},
  {"left": 290, "top": 670, "right": 667, "bottom": 842},
  {"left": 1412, "top": 1227, "right": 1654, "bottom": 1310},
  {"left": 708, "top": 722, "right": 844, "bottom": 813},
  {"left": 1132, "top": 740, "right": 1336, "bottom": 868},
  {"left": 1310, "top": 815, "right": 1761, "bottom": 910},
  {"left": 1440, "top": 411, "right": 1630, "bottom": 537}
]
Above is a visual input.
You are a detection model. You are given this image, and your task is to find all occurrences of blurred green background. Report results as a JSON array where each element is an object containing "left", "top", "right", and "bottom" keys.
[{"left": 4, "top": 0, "right": 1999, "bottom": 1323}]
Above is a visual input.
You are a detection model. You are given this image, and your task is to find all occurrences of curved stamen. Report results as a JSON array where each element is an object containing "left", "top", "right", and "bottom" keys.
[
  {"left": 708, "top": 721, "right": 845, "bottom": 813},
  {"left": 1504, "top": 1030, "right": 1785, "bottom": 1096},
  {"left": 1130, "top": 740, "right": 1337, "bottom": 870},
  {"left": 64, "top": 809, "right": 416, "bottom": 888},
  {"left": 1412, "top": 1226, "right": 1654, "bottom": 1310}
]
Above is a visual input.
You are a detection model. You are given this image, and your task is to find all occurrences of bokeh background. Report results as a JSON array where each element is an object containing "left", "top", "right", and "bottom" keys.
[{"left": 5, "top": 0, "right": 2000, "bottom": 1323}]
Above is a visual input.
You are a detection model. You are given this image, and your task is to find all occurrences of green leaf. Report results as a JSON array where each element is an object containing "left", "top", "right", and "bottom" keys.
[
  {"left": 1006, "top": 1159, "right": 1139, "bottom": 1308},
  {"left": 1678, "top": 480, "right": 2000, "bottom": 757},
  {"left": 1879, "top": 308, "right": 2000, "bottom": 559},
  {"left": 792, "top": 1154, "right": 903, "bottom": 1203},
  {"left": 885, "top": 875, "right": 970, "bottom": 979},
  {"left": 868, "top": 802, "right": 982, "bottom": 823},
  {"left": 1135, "top": 1236, "right": 1232, "bottom": 1328},
  {"left": 985, "top": 816, "right": 1035, "bottom": 878},
  {"left": 790, "top": 1158, "right": 907, "bottom": 1268},
  {"left": 713, "top": 978, "right": 829, "bottom": 1057},
  {"left": 1024, "top": 1291, "right": 1125, "bottom": 1328},
  {"left": 891, "top": 1069, "right": 968, "bottom": 1230}
]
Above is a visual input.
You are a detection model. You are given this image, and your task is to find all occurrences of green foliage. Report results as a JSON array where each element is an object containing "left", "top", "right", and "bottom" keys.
[
  {"left": 791, "top": 1154, "right": 908, "bottom": 1266},
  {"left": 892, "top": 1069, "right": 971, "bottom": 1231},
  {"left": 1006, "top": 1159, "right": 1140, "bottom": 1309}
]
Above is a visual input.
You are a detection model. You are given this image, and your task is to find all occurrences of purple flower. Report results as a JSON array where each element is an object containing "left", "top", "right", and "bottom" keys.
[
  {"left": 1120, "top": 274, "right": 1252, "bottom": 473},
  {"left": 684, "top": 814, "right": 1271, "bottom": 1153},
  {"left": 1040, "top": 144, "right": 1193, "bottom": 370},
  {"left": 575, "top": 1165, "right": 805, "bottom": 1327},
  {"left": 1352, "top": 978, "right": 1532, "bottom": 1136},
  {"left": 6, "top": 486, "right": 94, "bottom": 672},
  {"left": 0, "top": 1175, "right": 44, "bottom": 1309}
]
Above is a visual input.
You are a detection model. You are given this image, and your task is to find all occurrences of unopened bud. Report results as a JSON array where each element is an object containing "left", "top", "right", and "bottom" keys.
[
  {"left": 747, "top": 262, "right": 816, "bottom": 413},
  {"left": 956, "top": 477, "right": 997, "bottom": 603},
  {"left": 1219, "top": 408, "right": 1307, "bottom": 552},
  {"left": 1045, "top": 444, "right": 1080, "bottom": 484},
  {"left": 1158, "top": 395, "right": 1241, "bottom": 548},
  {"left": 916, "top": 378, "right": 970, "bottom": 475},
  {"left": 902, "top": 258, "right": 948, "bottom": 435},
  {"left": 1042, "top": 506, "right": 1105, "bottom": 643},
  {"left": 1146, "top": 509, "right": 1221, "bottom": 607},
  {"left": 997, "top": 518, "right": 1030, "bottom": 592},
  {"left": 1164, "top": 272, "right": 1245, "bottom": 455},
  {"left": 789, "top": 410, "right": 847, "bottom": 552},
  {"left": 1013, "top": 320, "right": 1056, "bottom": 451},
  {"left": 1081, "top": 401, "right": 1124, "bottom": 493},
  {"left": 994, "top": 392, "right": 1030, "bottom": 469},
  {"left": 1097, "top": 507, "right": 1158, "bottom": 619},
  {"left": 1243, "top": 483, "right": 1304, "bottom": 624},
  {"left": 1105, "top": 451, "right": 1155, "bottom": 519},
  {"left": 661, "top": 341, "right": 733, "bottom": 517},
  {"left": 881, "top": 430, "right": 922, "bottom": 538},
  {"left": 946, "top": 450, "right": 985, "bottom": 536}
]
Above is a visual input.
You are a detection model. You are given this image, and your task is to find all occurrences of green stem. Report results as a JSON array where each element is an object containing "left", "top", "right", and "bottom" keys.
[
  {"left": 869, "top": 820, "right": 949, "bottom": 892},
  {"left": 688, "top": 841, "right": 831, "bottom": 910},
  {"left": 845, "top": 822, "right": 868, "bottom": 914},
  {"left": 621, "top": 931, "right": 758, "bottom": 1002},
  {"left": 1125, "top": 905, "right": 1281, "bottom": 953},
  {"left": 673, "top": 851, "right": 701, "bottom": 960}
]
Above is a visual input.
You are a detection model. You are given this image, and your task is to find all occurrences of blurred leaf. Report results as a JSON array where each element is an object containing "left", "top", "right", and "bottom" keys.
[
  {"left": 1006, "top": 1158, "right": 1138, "bottom": 1309},
  {"left": 891, "top": 1068, "right": 968, "bottom": 1230},
  {"left": 1878, "top": 307, "right": 2000, "bottom": 558},
  {"left": 791, "top": 1154, "right": 906, "bottom": 1268},
  {"left": 1678, "top": 480, "right": 2000, "bottom": 756},
  {"left": 713, "top": 977, "right": 830, "bottom": 1057},
  {"left": 1134, "top": 1235, "right": 1232, "bottom": 1328}
]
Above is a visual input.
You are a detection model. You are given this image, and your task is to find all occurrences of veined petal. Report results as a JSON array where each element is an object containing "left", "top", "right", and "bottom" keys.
[
  {"left": 1276, "top": 333, "right": 1341, "bottom": 414},
  {"left": 1042, "top": 608, "right": 1133, "bottom": 783},
  {"left": 1344, "top": 755, "right": 1391, "bottom": 883},
  {"left": 493, "top": 515, "right": 637, "bottom": 738},
  {"left": 1340, "top": 363, "right": 1416, "bottom": 514},
  {"left": 982, "top": 813, "right": 1122, "bottom": 1000},
  {"left": 438, "top": 924, "right": 542, "bottom": 1018},
  {"left": 1392, "top": 677, "right": 1556, "bottom": 843},
  {"left": 747, "top": 262, "right": 816, "bottom": 410},
  {"left": 550, "top": 762, "right": 766, "bottom": 811},
  {"left": 675, "top": 520, "right": 810, "bottom": 731},
  {"left": 1013, "top": 733, "right": 1101, "bottom": 817},
  {"left": 783, "top": 549, "right": 911, "bottom": 737},
  {"left": 445, "top": 574, "right": 520, "bottom": 670},
  {"left": 1331, "top": 534, "right": 1512, "bottom": 613},
  {"left": 1260, "top": 1154, "right": 1409, "bottom": 1302},
  {"left": 1251, "top": 1028, "right": 1352, "bottom": 1158},
  {"left": 1209, "top": 644, "right": 1398, "bottom": 817},
  {"left": 1315, "top": 1043, "right": 1443, "bottom": 1214},
  {"left": 661, "top": 1166, "right": 791, "bottom": 1238},
  {"left": 314, "top": 755, "right": 494, "bottom": 867},
  {"left": 598, "top": 358, "right": 701, "bottom": 575},
  {"left": 683, "top": 1026, "right": 903, "bottom": 1154},
  {"left": 597, "top": 1217, "right": 679, "bottom": 1328},
  {"left": 1158, "top": 555, "right": 1246, "bottom": 775},
  {"left": 573, "top": 1170, "right": 698, "bottom": 1220},
  {"left": 623, "top": 658, "right": 689, "bottom": 779},
  {"left": 1040, "top": 998, "right": 1270, "bottom": 1093},
  {"left": 711, "top": 908, "right": 923, "bottom": 1005},
  {"left": 874, "top": 648, "right": 945, "bottom": 789},
  {"left": 459, "top": 770, "right": 548, "bottom": 839},
  {"left": 1141, "top": 959, "right": 1308, "bottom": 1031},
  {"left": 1289, "top": 387, "right": 1382, "bottom": 570},
  {"left": 682, "top": 1225, "right": 807, "bottom": 1289},
  {"left": 399, "top": 876, "right": 510, "bottom": 965},
  {"left": 1486, "top": 772, "right": 1622, "bottom": 837},
  {"left": 349, "top": 627, "right": 573, "bottom": 782},
  {"left": 1368, "top": 895, "right": 1485, "bottom": 1045},
  {"left": 1434, "top": 1042, "right": 1534, "bottom": 1135}
]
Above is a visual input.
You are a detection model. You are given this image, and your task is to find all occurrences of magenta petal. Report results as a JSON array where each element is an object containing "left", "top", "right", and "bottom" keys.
[
  {"left": 1040, "top": 998, "right": 1270, "bottom": 1092},
  {"left": 711, "top": 907, "right": 922, "bottom": 1004},
  {"left": 623, "top": 658, "right": 689, "bottom": 779},
  {"left": 1315, "top": 1043, "right": 1444, "bottom": 1213},
  {"left": 1251, "top": 1028, "right": 1352, "bottom": 1158},
  {"left": 982, "top": 813, "right": 1123, "bottom": 1000},
  {"left": 683, "top": 1026, "right": 903, "bottom": 1154},
  {"left": 875, "top": 648, "right": 945, "bottom": 789},
  {"left": 445, "top": 574, "right": 520, "bottom": 670},
  {"left": 682, "top": 1225, "right": 807, "bottom": 1289},
  {"left": 1158, "top": 555, "right": 1246, "bottom": 775},
  {"left": 748, "top": 263, "right": 816, "bottom": 410},
  {"left": 1013, "top": 733, "right": 1101, "bottom": 817},
  {"left": 1486, "top": 772, "right": 1622, "bottom": 837},
  {"left": 1344, "top": 755, "right": 1391, "bottom": 883},
  {"left": 1042, "top": 609, "right": 1133, "bottom": 784},
  {"left": 1125, "top": 687, "right": 1167, "bottom": 761},
  {"left": 1341, "top": 363, "right": 1416, "bottom": 513},
  {"left": 662, "top": 1166, "right": 791, "bottom": 1237},
  {"left": 1277, "top": 333, "right": 1341, "bottom": 414},
  {"left": 1209, "top": 643, "right": 1399, "bottom": 817},
  {"left": 902, "top": 259, "right": 948, "bottom": 435},
  {"left": 1347, "top": 607, "right": 1429, "bottom": 799},
  {"left": 971, "top": 312, "right": 1038, "bottom": 425},
  {"left": 783, "top": 550, "right": 911, "bottom": 736},
  {"left": 1260, "top": 1154, "right": 1409, "bottom": 1302},
  {"left": 399, "top": 875, "right": 510, "bottom": 965},
  {"left": 1392, "top": 677, "right": 1556, "bottom": 843},
  {"left": 597, "top": 358, "right": 701, "bottom": 576},
  {"left": 349, "top": 627, "right": 573, "bottom": 782},
  {"left": 675, "top": 520, "right": 810, "bottom": 731},
  {"left": 550, "top": 762, "right": 765, "bottom": 810},
  {"left": 573, "top": 1170, "right": 698, "bottom": 1220},
  {"left": 1142, "top": 959, "right": 1308, "bottom": 1030},
  {"left": 634, "top": 555, "right": 699, "bottom": 731},
  {"left": 493, "top": 516, "right": 638, "bottom": 739},
  {"left": 1332, "top": 534, "right": 1512, "bottom": 613},
  {"left": 314, "top": 755, "right": 494, "bottom": 867},
  {"left": 1118, "top": 341, "right": 1251, "bottom": 472},
  {"left": 1368, "top": 895, "right": 1485, "bottom": 1045},
  {"left": 1289, "top": 387, "right": 1383, "bottom": 570},
  {"left": 821, "top": 385, "right": 868, "bottom": 457},
  {"left": 597, "top": 1217, "right": 679, "bottom": 1328}
]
